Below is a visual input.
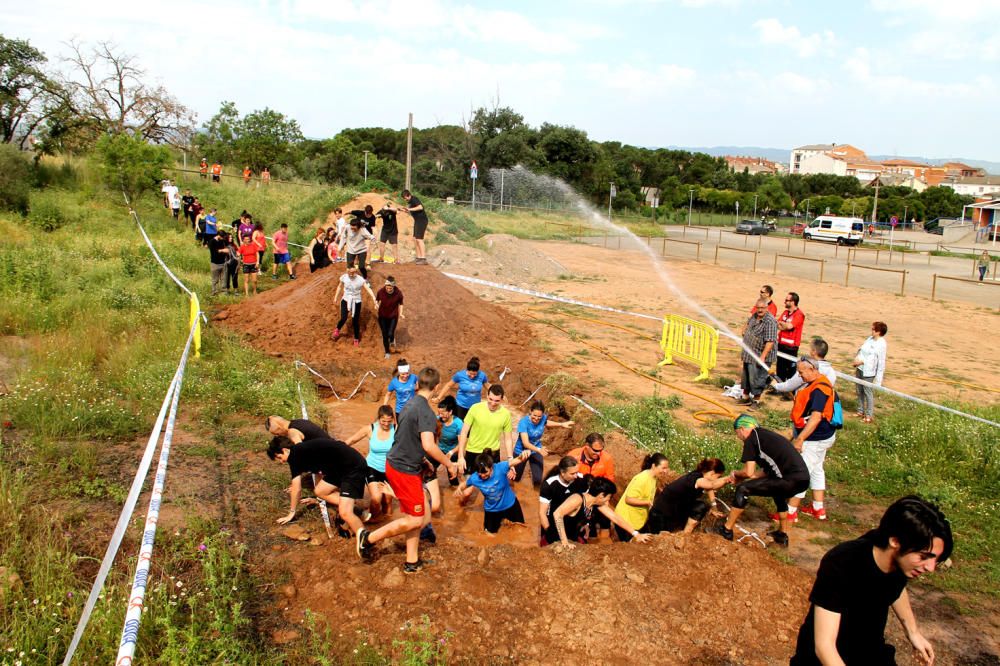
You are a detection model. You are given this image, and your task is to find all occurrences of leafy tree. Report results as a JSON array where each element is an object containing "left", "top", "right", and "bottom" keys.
[
  {"left": 0, "top": 35, "right": 59, "bottom": 149},
  {"left": 918, "top": 186, "right": 971, "bottom": 220},
  {"left": 194, "top": 100, "right": 239, "bottom": 164},
  {"left": 93, "top": 132, "right": 171, "bottom": 202},
  {"left": 756, "top": 177, "right": 792, "bottom": 213},
  {"left": 234, "top": 107, "right": 303, "bottom": 170},
  {"left": 0, "top": 143, "right": 31, "bottom": 213}
]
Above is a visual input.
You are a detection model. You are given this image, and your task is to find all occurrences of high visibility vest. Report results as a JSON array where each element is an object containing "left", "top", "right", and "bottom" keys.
[
  {"left": 199, "top": 161, "right": 207, "bottom": 173},
  {"left": 791, "top": 376, "right": 835, "bottom": 429},
  {"left": 212, "top": 164, "right": 222, "bottom": 175}
]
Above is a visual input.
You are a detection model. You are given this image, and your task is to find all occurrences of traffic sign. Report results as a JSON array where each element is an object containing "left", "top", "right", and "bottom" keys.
[
  {"left": 890, "top": 215, "right": 898, "bottom": 227},
  {"left": 470, "top": 161, "right": 478, "bottom": 180}
]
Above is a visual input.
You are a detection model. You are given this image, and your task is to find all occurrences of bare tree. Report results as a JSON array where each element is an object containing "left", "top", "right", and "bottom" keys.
[{"left": 52, "top": 40, "right": 194, "bottom": 145}]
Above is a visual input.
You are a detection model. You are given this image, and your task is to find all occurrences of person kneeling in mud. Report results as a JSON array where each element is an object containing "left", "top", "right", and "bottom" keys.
[
  {"left": 645, "top": 458, "right": 732, "bottom": 534},
  {"left": 545, "top": 476, "right": 651, "bottom": 549},
  {"left": 454, "top": 450, "right": 532, "bottom": 534},
  {"left": 267, "top": 436, "right": 369, "bottom": 538}
]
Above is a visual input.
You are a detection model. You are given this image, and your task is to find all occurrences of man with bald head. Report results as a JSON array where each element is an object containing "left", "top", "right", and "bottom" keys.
[{"left": 738, "top": 298, "right": 778, "bottom": 409}]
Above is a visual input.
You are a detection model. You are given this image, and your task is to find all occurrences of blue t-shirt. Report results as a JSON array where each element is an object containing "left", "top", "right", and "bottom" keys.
[
  {"left": 204, "top": 215, "right": 218, "bottom": 235},
  {"left": 514, "top": 413, "right": 547, "bottom": 455},
  {"left": 387, "top": 374, "right": 418, "bottom": 414},
  {"left": 438, "top": 416, "right": 463, "bottom": 453},
  {"left": 452, "top": 370, "right": 488, "bottom": 409},
  {"left": 466, "top": 460, "right": 516, "bottom": 513}
]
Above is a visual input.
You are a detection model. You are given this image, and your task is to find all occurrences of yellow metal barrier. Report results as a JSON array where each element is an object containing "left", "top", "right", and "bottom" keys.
[{"left": 658, "top": 314, "right": 718, "bottom": 381}]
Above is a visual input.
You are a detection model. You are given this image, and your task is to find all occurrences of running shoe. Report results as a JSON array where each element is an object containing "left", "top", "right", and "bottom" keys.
[
  {"left": 356, "top": 528, "right": 372, "bottom": 559},
  {"left": 332, "top": 328, "right": 340, "bottom": 340},
  {"left": 290, "top": 274, "right": 297, "bottom": 280},
  {"left": 334, "top": 516, "right": 351, "bottom": 539},
  {"left": 799, "top": 505, "right": 827, "bottom": 520},
  {"left": 353, "top": 339, "right": 360, "bottom": 347},
  {"left": 713, "top": 525, "right": 734, "bottom": 541},
  {"left": 403, "top": 559, "right": 430, "bottom": 574},
  {"left": 768, "top": 511, "right": 798, "bottom": 523},
  {"left": 419, "top": 524, "right": 437, "bottom": 544},
  {"left": 768, "top": 530, "right": 790, "bottom": 547}
]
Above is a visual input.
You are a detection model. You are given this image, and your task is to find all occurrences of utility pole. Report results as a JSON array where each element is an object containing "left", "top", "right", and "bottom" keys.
[
  {"left": 363, "top": 150, "right": 370, "bottom": 183},
  {"left": 608, "top": 183, "right": 616, "bottom": 222},
  {"left": 688, "top": 189, "right": 694, "bottom": 226},
  {"left": 753, "top": 194, "right": 759, "bottom": 220},
  {"left": 871, "top": 177, "right": 880, "bottom": 225},
  {"left": 404, "top": 113, "right": 413, "bottom": 191},
  {"left": 499, "top": 168, "right": 505, "bottom": 210}
]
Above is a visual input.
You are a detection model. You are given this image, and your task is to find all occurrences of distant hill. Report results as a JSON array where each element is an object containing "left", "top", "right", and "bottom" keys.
[{"left": 666, "top": 145, "right": 1000, "bottom": 174}]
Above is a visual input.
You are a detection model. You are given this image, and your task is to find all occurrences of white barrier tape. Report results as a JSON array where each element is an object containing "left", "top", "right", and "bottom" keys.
[
  {"left": 115, "top": 315, "right": 200, "bottom": 665},
  {"left": 265, "top": 234, "right": 309, "bottom": 250},
  {"left": 445, "top": 272, "right": 1000, "bottom": 430},
  {"left": 62, "top": 369, "right": 183, "bottom": 665},
  {"left": 294, "top": 360, "right": 376, "bottom": 402},
  {"left": 123, "top": 191, "right": 193, "bottom": 299},
  {"left": 499, "top": 366, "right": 511, "bottom": 382},
  {"left": 520, "top": 382, "right": 548, "bottom": 407},
  {"left": 293, "top": 367, "right": 335, "bottom": 539},
  {"left": 568, "top": 395, "right": 650, "bottom": 451},
  {"left": 442, "top": 272, "right": 662, "bottom": 321}
]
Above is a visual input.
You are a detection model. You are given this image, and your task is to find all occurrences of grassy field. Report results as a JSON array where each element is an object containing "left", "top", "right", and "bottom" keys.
[{"left": 1, "top": 161, "right": 997, "bottom": 663}]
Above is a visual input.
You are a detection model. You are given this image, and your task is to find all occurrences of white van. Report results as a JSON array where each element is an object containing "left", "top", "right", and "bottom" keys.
[{"left": 803, "top": 215, "right": 865, "bottom": 246}]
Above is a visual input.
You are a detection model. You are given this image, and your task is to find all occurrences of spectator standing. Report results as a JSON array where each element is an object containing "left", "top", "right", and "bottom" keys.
[
  {"left": 375, "top": 276, "right": 404, "bottom": 359},
  {"left": 853, "top": 321, "right": 888, "bottom": 424},
  {"left": 261, "top": 167, "right": 271, "bottom": 186},
  {"left": 402, "top": 189, "right": 429, "bottom": 264},
  {"left": 738, "top": 298, "right": 778, "bottom": 409},
  {"left": 771, "top": 337, "right": 836, "bottom": 396},
  {"left": 776, "top": 292, "right": 805, "bottom": 382},
  {"left": 207, "top": 231, "right": 230, "bottom": 296},
  {"left": 202, "top": 208, "right": 219, "bottom": 246},
  {"left": 211, "top": 161, "right": 222, "bottom": 183},
  {"left": 978, "top": 250, "right": 990, "bottom": 282},
  {"left": 238, "top": 234, "right": 260, "bottom": 296},
  {"left": 782, "top": 356, "right": 837, "bottom": 523},
  {"left": 181, "top": 189, "right": 196, "bottom": 227},
  {"left": 243, "top": 165, "right": 252, "bottom": 185},
  {"left": 223, "top": 232, "right": 239, "bottom": 293},
  {"left": 199, "top": 158, "right": 208, "bottom": 179}
]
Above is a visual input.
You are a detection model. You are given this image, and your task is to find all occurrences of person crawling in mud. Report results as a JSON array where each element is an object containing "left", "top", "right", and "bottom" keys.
[
  {"left": 543, "top": 475, "right": 651, "bottom": 549},
  {"left": 790, "top": 495, "right": 952, "bottom": 666},
  {"left": 454, "top": 450, "right": 533, "bottom": 534},
  {"left": 267, "top": 436, "right": 368, "bottom": 539},
  {"left": 265, "top": 415, "right": 328, "bottom": 443}
]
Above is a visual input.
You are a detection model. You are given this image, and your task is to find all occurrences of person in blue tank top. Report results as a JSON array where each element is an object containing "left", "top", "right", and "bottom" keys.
[
  {"left": 433, "top": 356, "right": 490, "bottom": 419},
  {"left": 513, "top": 400, "right": 575, "bottom": 487},
  {"left": 383, "top": 359, "right": 418, "bottom": 417},
  {"left": 433, "top": 396, "right": 463, "bottom": 487},
  {"left": 455, "top": 450, "right": 532, "bottom": 534},
  {"left": 345, "top": 405, "right": 396, "bottom": 521}
]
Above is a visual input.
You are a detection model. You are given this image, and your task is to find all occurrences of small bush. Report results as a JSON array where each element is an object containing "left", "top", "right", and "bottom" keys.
[
  {"left": 28, "top": 192, "right": 74, "bottom": 232},
  {"left": 0, "top": 144, "right": 32, "bottom": 215}
]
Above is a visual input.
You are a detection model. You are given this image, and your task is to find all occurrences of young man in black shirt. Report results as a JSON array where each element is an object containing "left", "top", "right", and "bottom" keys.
[
  {"left": 791, "top": 496, "right": 952, "bottom": 665},
  {"left": 402, "top": 189, "right": 429, "bottom": 264},
  {"left": 266, "top": 436, "right": 368, "bottom": 538},
  {"left": 208, "top": 234, "right": 230, "bottom": 296},
  {"left": 357, "top": 366, "right": 458, "bottom": 573},
  {"left": 375, "top": 203, "right": 399, "bottom": 263},
  {"left": 715, "top": 414, "right": 808, "bottom": 546},
  {"left": 266, "top": 415, "right": 328, "bottom": 442}
]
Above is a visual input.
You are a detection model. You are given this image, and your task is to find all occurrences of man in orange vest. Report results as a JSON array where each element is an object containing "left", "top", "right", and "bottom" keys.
[
  {"left": 211, "top": 161, "right": 222, "bottom": 184},
  {"left": 781, "top": 356, "right": 837, "bottom": 524},
  {"left": 243, "top": 165, "right": 252, "bottom": 185},
  {"left": 199, "top": 158, "right": 208, "bottom": 179}
]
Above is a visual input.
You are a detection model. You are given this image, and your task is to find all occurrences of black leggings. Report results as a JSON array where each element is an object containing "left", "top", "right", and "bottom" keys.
[
  {"left": 734, "top": 475, "right": 809, "bottom": 514},
  {"left": 378, "top": 316, "right": 398, "bottom": 354},
  {"left": 225, "top": 262, "right": 239, "bottom": 290},
  {"left": 347, "top": 252, "right": 368, "bottom": 280},
  {"left": 643, "top": 500, "right": 710, "bottom": 534},
  {"left": 337, "top": 301, "right": 362, "bottom": 340}
]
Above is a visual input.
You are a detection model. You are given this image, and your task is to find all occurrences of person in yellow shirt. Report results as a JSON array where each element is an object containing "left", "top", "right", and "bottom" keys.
[
  {"left": 614, "top": 453, "right": 671, "bottom": 541},
  {"left": 456, "top": 384, "right": 513, "bottom": 477}
]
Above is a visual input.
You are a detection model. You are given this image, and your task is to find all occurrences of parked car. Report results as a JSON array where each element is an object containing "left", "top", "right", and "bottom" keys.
[
  {"left": 802, "top": 215, "right": 865, "bottom": 246},
  {"left": 735, "top": 219, "right": 770, "bottom": 235},
  {"left": 791, "top": 222, "right": 807, "bottom": 235}
]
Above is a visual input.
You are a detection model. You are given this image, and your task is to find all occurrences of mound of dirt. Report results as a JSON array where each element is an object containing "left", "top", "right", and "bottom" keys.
[
  {"left": 430, "top": 234, "right": 566, "bottom": 282},
  {"left": 214, "top": 263, "right": 551, "bottom": 398}
]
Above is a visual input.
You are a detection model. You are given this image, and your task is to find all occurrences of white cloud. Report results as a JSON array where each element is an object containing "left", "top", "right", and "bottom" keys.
[
  {"left": 869, "top": 0, "right": 1000, "bottom": 23},
  {"left": 752, "top": 18, "right": 835, "bottom": 58},
  {"left": 585, "top": 63, "right": 696, "bottom": 100},
  {"left": 842, "top": 46, "right": 994, "bottom": 100}
]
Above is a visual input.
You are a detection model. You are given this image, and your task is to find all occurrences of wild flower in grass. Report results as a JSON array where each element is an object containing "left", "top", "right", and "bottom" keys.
[{"left": 198, "top": 543, "right": 207, "bottom": 552}]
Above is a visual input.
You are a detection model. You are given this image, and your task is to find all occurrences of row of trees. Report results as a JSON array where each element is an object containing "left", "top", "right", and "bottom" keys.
[{"left": 1, "top": 34, "right": 975, "bottom": 222}]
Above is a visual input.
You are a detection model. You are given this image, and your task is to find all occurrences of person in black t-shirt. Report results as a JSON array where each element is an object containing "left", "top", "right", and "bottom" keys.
[
  {"left": 375, "top": 204, "right": 399, "bottom": 263},
  {"left": 646, "top": 458, "right": 732, "bottom": 534},
  {"left": 402, "top": 189, "right": 429, "bottom": 264},
  {"left": 267, "top": 436, "right": 368, "bottom": 538},
  {"left": 714, "top": 414, "right": 808, "bottom": 547},
  {"left": 266, "top": 415, "right": 329, "bottom": 443},
  {"left": 537, "top": 456, "right": 587, "bottom": 545},
  {"left": 182, "top": 190, "right": 196, "bottom": 227},
  {"left": 208, "top": 234, "right": 230, "bottom": 296},
  {"left": 791, "top": 496, "right": 952, "bottom": 666}
]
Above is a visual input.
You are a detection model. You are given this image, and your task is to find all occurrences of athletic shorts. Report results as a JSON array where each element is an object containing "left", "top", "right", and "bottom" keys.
[
  {"left": 334, "top": 467, "right": 367, "bottom": 500},
  {"left": 212, "top": 175, "right": 220, "bottom": 182},
  {"left": 365, "top": 466, "right": 387, "bottom": 484},
  {"left": 385, "top": 461, "right": 425, "bottom": 517},
  {"left": 242, "top": 264, "right": 258, "bottom": 274},
  {"left": 274, "top": 252, "right": 290, "bottom": 264},
  {"left": 413, "top": 218, "right": 428, "bottom": 240},
  {"left": 380, "top": 229, "right": 398, "bottom": 244},
  {"left": 483, "top": 500, "right": 525, "bottom": 533}
]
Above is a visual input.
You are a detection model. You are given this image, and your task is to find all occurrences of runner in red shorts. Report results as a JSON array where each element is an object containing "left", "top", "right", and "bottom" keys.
[{"left": 357, "top": 367, "right": 457, "bottom": 573}]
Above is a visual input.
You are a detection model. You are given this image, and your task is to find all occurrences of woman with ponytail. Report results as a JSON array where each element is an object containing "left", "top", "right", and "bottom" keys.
[
  {"left": 614, "top": 453, "right": 671, "bottom": 541},
  {"left": 543, "top": 475, "right": 652, "bottom": 549},
  {"left": 646, "top": 458, "right": 733, "bottom": 534}
]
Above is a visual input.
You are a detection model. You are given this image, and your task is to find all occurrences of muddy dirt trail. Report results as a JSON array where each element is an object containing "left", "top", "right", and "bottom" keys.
[{"left": 212, "top": 198, "right": 996, "bottom": 664}]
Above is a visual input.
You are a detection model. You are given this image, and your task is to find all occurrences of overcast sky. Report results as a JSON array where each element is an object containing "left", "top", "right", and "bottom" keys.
[{"left": 4, "top": 0, "right": 998, "bottom": 161}]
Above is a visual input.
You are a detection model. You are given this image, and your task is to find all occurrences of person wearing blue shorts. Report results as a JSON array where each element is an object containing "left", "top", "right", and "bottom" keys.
[{"left": 271, "top": 223, "right": 295, "bottom": 280}]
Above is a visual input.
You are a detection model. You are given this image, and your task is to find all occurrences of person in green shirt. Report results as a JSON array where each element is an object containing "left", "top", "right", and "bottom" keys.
[
  {"left": 614, "top": 453, "right": 671, "bottom": 540},
  {"left": 456, "top": 384, "right": 513, "bottom": 478}
]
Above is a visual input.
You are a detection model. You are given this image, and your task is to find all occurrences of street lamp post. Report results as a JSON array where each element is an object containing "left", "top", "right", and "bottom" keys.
[
  {"left": 687, "top": 189, "right": 694, "bottom": 227},
  {"left": 363, "top": 150, "right": 370, "bottom": 183},
  {"left": 805, "top": 198, "right": 811, "bottom": 222},
  {"left": 753, "top": 194, "right": 759, "bottom": 220}
]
